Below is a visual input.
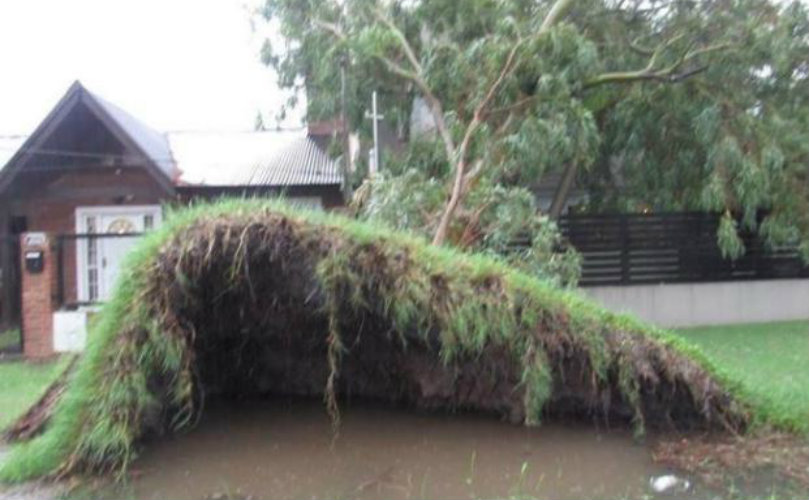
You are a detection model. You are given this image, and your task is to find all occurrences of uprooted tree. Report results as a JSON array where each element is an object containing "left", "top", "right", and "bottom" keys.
[
  {"left": 260, "top": 0, "right": 809, "bottom": 261},
  {"left": 0, "top": 202, "right": 766, "bottom": 482}
]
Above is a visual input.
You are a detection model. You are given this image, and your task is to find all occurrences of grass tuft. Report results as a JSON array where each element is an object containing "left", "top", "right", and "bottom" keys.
[
  {"left": 677, "top": 321, "right": 809, "bottom": 433},
  {"left": 0, "top": 198, "right": 787, "bottom": 483}
]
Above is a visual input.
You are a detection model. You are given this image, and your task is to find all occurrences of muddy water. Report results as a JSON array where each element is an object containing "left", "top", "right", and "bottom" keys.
[{"left": 90, "top": 399, "right": 709, "bottom": 500}]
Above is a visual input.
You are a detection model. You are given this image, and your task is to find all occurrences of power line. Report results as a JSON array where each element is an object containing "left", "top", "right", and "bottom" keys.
[
  {"left": 0, "top": 126, "right": 308, "bottom": 140},
  {"left": 0, "top": 146, "right": 164, "bottom": 161}
]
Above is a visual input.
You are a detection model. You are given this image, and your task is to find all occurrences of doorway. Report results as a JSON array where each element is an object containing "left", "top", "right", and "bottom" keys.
[{"left": 75, "top": 205, "right": 161, "bottom": 302}]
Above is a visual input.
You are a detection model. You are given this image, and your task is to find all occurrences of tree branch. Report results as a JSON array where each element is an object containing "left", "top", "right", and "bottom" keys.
[
  {"left": 372, "top": 9, "right": 456, "bottom": 163},
  {"left": 432, "top": 41, "right": 524, "bottom": 246},
  {"left": 539, "top": 0, "right": 577, "bottom": 34},
  {"left": 583, "top": 42, "right": 731, "bottom": 89},
  {"left": 374, "top": 9, "right": 424, "bottom": 74},
  {"left": 313, "top": 18, "right": 345, "bottom": 39},
  {"left": 484, "top": 94, "right": 539, "bottom": 118}
]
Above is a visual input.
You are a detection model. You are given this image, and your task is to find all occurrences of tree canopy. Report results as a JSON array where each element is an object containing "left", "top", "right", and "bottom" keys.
[{"left": 260, "top": 0, "right": 809, "bottom": 263}]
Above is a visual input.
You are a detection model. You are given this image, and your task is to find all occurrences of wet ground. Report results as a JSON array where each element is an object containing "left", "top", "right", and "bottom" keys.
[
  {"left": 89, "top": 399, "right": 706, "bottom": 500},
  {"left": 2, "top": 398, "right": 800, "bottom": 500}
]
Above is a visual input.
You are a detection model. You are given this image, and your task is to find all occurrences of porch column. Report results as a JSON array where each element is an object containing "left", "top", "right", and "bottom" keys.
[{"left": 20, "top": 232, "right": 55, "bottom": 358}]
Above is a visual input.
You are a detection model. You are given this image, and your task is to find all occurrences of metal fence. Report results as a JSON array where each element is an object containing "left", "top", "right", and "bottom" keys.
[
  {"left": 0, "top": 234, "right": 22, "bottom": 353},
  {"left": 50, "top": 214, "right": 809, "bottom": 303},
  {"left": 559, "top": 212, "right": 809, "bottom": 287}
]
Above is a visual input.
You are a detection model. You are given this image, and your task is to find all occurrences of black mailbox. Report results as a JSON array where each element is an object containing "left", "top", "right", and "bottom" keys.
[{"left": 25, "top": 250, "right": 44, "bottom": 273}]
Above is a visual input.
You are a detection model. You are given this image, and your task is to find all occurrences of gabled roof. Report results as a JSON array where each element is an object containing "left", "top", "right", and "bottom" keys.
[
  {"left": 0, "top": 136, "right": 25, "bottom": 169},
  {"left": 169, "top": 130, "right": 342, "bottom": 187},
  {"left": 86, "top": 89, "right": 176, "bottom": 179},
  {"left": 0, "top": 81, "right": 177, "bottom": 194},
  {"left": 0, "top": 82, "right": 342, "bottom": 193}
]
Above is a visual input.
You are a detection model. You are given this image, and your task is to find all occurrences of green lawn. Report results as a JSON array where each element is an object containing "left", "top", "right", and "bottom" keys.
[
  {"left": 0, "top": 322, "right": 805, "bottom": 436},
  {"left": 676, "top": 320, "right": 809, "bottom": 432},
  {"left": 0, "top": 357, "right": 70, "bottom": 431},
  {"left": 0, "top": 330, "right": 21, "bottom": 351}
]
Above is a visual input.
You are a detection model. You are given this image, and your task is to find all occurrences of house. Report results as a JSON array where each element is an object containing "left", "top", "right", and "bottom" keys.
[
  {"left": 2, "top": 82, "right": 808, "bottom": 359},
  {"left": 0, "top": 81, "right": 345, "bottom": 357}
]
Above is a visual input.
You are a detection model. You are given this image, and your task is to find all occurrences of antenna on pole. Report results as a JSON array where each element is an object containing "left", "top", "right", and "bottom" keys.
[
  {"left": 365, "top": 91, "right": 384, "bottom": 175},
  {"left": 339, "top": 56, "right": 352, "bottom": 199}
]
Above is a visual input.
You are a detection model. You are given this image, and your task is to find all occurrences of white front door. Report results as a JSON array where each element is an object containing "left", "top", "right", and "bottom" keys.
[{"left": 76, "top": 206, "right": 161, "bottom": 302}]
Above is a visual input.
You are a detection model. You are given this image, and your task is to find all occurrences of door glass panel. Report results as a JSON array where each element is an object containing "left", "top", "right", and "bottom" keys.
[
  {"left": 107, "top": 218, "right": 136, "bottom": 234},
  {"left": 85, "top": 216, "right": 98, "bottom": 302}
]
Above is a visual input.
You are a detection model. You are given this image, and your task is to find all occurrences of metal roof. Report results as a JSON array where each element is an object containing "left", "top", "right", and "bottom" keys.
[
  {"left": 0, "top": 81, "right": 342, "bottom": 189},
  {"left": 169, "top": 130, "right": 342, "bottom": 187},
  {"left": 87, "top": 89, "right": 177, "bottom": 180}
]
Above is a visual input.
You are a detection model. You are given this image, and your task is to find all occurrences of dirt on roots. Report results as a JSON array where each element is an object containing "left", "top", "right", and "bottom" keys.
[{"left": 3, "top": 206, "right": 752, "bottom": 477}]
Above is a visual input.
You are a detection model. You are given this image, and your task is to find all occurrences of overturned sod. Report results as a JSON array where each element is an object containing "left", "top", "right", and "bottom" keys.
[{"left": 1, "top": 200, "right": 760, "bottom": 481}]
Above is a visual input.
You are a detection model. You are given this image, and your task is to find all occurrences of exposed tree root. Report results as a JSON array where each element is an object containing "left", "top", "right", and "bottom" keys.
[{"left": 0, "top": 202, "right": 753, "bottom": 481}]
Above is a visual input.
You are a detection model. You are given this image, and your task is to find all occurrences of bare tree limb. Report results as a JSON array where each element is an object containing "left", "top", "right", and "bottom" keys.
[
  {"left": 313, "top": 18, "right": 345, "bottom": 39},
  {"left": 540, "top": 0, "right": 577, "bottom": 34},
  {"left": 549, "top": 163, "right": 579, "bottom": 219},
  {"left": 583, "top": 42, "right": 731, "bottom": 89},
  {"left": 375, "top": 55, "right": 420, "bottom": 81},
  {"left": 432, "top": 0, "right": 577, "bottom": 245},
  {"left": 372, "top": 9, "right": 457, "bottom": 163},
  {"left": 432, "top": 41, "right": 525, "bottom": 245},
  {"left": 374, "top": 10, "right": 424, "bottom": 74},
  {"left": 484, "top": 94, "right": 539, "bottom": 118}
]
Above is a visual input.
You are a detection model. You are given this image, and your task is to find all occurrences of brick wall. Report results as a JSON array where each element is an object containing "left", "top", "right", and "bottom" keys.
[
  {"left": 20, "top": 233, "right": 55, "bottom": 358},
  {"left": 9, "top": 167, "right": 170, "bottom": 358},
  {"left": 9, "top": 167, "right": 168, "bottom": 309}
]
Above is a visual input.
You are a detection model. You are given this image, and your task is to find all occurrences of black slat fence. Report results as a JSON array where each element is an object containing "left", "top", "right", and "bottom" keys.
[{"left": 558, "top": 212, "right": 809, "bottom": 287}]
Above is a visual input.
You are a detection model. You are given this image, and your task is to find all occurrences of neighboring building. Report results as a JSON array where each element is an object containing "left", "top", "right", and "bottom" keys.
[{"left": 0, "top": 81, "right": 344, "bottom": 356}]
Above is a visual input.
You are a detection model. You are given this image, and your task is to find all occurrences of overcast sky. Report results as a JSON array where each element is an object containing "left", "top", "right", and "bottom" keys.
[{"left": 0, "top": 0, "right": 301, "bottom": 136}]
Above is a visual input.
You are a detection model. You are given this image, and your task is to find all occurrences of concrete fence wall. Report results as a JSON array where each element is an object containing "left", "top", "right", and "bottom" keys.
[{"left": 584, "top": 279, "right": 809, "bottom": 328}]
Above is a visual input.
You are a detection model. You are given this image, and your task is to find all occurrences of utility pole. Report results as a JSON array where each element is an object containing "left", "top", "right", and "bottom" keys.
[
  {"left": 365, "top": 91, "right": 384, "bottom": 175},
  {"left": 339, "top": 58, "right": 352, "bottom": 199}
]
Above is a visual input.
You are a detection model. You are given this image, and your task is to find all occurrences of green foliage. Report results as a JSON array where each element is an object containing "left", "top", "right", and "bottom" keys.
[
  {"left": 582, "top": 0, "right": 809, "bottom": 258},
  {"left": 0, "top": 199, "right": 772, "bottom": 483},
  {"left": 354, "top": 166, "right": 581, "bottom": 286},
  {"left": 355, "top": 169, "right": 445, "bottom": 230},
  {"left": 261, "top": 0, "right": 809, "bottom": 261}
]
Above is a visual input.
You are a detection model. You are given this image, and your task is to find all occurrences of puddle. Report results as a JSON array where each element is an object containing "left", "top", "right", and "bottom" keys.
[
  {"left": 46, "top": 398, "right": 803, "bottom": 500},
  {"left": 81, "top": 398, "right": 731, "bottom": 500}
]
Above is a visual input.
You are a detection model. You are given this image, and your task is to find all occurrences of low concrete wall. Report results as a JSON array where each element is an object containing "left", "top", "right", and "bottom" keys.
[
  {"left": 584, "top": 279, "right": 809, "bottom": 328},
  {"left": 53, "top": 310, "right": 88, "bottom": 352}
]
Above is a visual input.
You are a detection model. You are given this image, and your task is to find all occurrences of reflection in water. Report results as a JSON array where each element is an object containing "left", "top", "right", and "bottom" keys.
[{"left": 98, "top": 399, "right": 710, "bottom": 500}]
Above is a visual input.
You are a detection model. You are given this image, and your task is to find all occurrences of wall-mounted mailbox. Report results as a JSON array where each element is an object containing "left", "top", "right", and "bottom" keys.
[{"left": 25, "top": 250, "right": 45, "bottom": 273}]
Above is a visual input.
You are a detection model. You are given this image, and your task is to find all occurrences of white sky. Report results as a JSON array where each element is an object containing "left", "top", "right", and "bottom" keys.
[{"left": 0, "top": 0, "right": 302, "bottom": 136}]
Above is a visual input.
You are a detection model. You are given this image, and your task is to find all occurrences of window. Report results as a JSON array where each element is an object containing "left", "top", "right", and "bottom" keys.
[
  {"left": 85, "top": 216, "right": 99, "bottom": 302},
  {"left": 106, "top": 218, "right": 136, "bottom": 234},
  {"left": 75, "top": 206, "right": 161, "bottom": 303}
]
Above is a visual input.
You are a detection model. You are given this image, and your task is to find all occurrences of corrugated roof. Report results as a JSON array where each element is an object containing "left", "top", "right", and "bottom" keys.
[
  {"left": 169, "top": 130, "right": 342, "bottom": 187},
  {"left": 246, "top": 136, "right": 342, "bottom": 186}
]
